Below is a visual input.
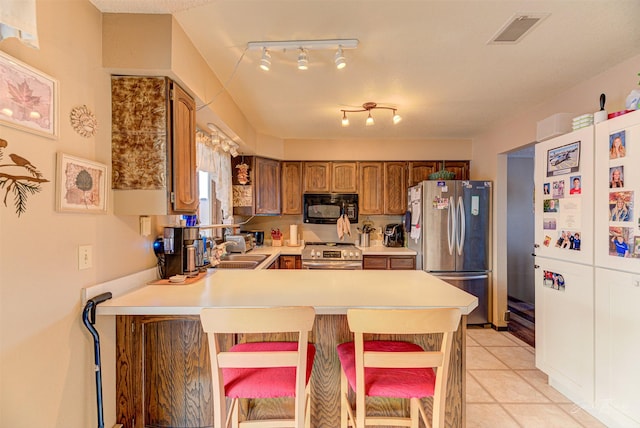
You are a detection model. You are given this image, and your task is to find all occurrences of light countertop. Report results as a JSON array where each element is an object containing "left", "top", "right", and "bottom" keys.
[{"left": 94, "top": 269, "right": 477, "bottom": 316}]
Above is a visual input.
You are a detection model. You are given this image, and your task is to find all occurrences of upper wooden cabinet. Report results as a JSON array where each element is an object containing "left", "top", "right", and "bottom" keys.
[
  {"left": 442, "top": 161, "right": 470, "bottom": 180},
  {"left": 112, "top": 76, "right": 198, "bottom": 215},
  {"left": 331, "top": 162, "right": 358, "bottom": 193},
  {"left": 281, "top": 161, "right": 303, "bottom": 214},
  {"left": 384, "top": 162, "right": 407, "bottom": 215},
  {"left": 358, "top": 162, "right": 384, "bottom": 215},
  {"left": 254, "top": 157, "right": 281, "bottom": 215},
  {"left": 303, "top": 161, "right": 331, "bottom": 192},
  {"left": 408, "top": 161, "right": 439, "bottom": 187}
]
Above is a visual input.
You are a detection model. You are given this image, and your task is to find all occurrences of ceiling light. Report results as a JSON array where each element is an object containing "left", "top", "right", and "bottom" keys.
[
  {"left": 334, "top": 46, "right": 346, "bottom": 69},
  {"left": 297, "top": 49, "right": 309, "bottom": 70},
  {"left": 341, "top": 111, "right": 349, "bottom": 127},
  {"left": 393, "top": 110, "right": 402, "bottom": 124},
  {"left": 340, "top": 102, "right": 402, "bottom": 127},
  {"left": 247, "top": 38, "right": 358, "bottom": 71},
  {"left": 259, "top": 48, "right": 271, "bottom": 71}
]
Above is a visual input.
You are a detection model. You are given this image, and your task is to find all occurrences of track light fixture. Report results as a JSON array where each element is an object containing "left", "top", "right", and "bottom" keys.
[
  {"left": 341, "top": 102, "right": 402, "bottom": 127},
  {"left": 247, "top": 38, "right": 358, "bottom": 71},
  {"left": 259, "top": 48, "right": 271, "bottom": 71},
  {"left": 297, "top": 48, "right": 309, "bottom": 70}
]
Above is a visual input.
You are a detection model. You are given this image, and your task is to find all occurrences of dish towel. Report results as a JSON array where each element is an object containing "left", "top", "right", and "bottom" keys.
[
  {"left": 336, "top": 214, "right": 351, "bottom": 241},
  {"left": 337, "top": 215, "right": 344, "bottom": 240}
]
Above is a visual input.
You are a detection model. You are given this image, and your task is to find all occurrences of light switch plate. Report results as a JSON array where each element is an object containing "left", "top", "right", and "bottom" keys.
[{"left": 79, "top": 245, "right": 92, "bottom": 270}]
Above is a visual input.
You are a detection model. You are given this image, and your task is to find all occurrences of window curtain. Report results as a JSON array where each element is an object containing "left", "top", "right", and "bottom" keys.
[
  {"left": 0, "top": 0, "right": 39, "bottom": 48},
  {"left": 196, "top": 130, "right": 232, "bottom": 219}
]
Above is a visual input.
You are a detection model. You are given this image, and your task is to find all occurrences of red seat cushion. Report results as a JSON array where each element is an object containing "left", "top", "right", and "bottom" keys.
[
  {"left": 223, "top": 342, "right": 316, "bottom": 399},
  {"left": 336, "top": 341, "right": 436, "bottom": 398}
]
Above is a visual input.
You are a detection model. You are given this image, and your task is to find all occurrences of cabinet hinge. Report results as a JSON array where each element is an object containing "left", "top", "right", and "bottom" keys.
[
  {"left": 170, "top": 88, "right": 175, "bottom": 100},
  {"left": 131, "top": 321, "right": 135, "bottom": 333},
  {"left": 170, "top": 192, "right": 175, "bottom": 203}
]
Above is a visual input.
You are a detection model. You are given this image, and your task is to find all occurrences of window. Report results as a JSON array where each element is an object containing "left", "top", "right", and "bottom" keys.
[{"left": 198, "top": 170, "right": 223, "bottom": 239}]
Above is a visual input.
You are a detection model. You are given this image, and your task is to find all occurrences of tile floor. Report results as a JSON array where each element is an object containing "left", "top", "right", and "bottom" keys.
[{"left": 466, "top": 328, "right": 606, "bottom": 428}]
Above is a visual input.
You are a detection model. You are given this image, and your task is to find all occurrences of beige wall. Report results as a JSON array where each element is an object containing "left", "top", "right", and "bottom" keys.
[
  {"left": 0, "top": 1, "right": 155, "bottom": 427},
  {"left": 473, "top": 53, "right": 640, "bottom": 327}
]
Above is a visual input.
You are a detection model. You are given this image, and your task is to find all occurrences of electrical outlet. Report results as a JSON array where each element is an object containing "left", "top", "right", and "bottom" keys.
[{"left": 79, "top": 245, "right": 92, "bottom": 270}]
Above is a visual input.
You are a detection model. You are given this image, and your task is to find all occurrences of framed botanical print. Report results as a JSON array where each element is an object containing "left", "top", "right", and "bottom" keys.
[
  {"left": 0, "top": 50, "right": 58, "bottom": 138},
  {"left": 56, "top": 153, "right": 107, "bottom": 213}
]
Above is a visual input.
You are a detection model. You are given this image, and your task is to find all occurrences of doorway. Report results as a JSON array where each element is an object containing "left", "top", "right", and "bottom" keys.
[{"left": 506, "top": 145, "right": 535, "bottom": 346}]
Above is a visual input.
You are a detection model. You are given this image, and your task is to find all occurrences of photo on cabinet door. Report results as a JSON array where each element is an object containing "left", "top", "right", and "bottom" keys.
[
  {"left": 546, "top": 140, "right": 580, "bottom": 177},
  {"left": 543, "top": 198, "right": 559, "bottom": 212},
  {"left": 543, "top": 217, "right": 557, "bottom": 230},
  {"left": 555, "top": 230, "right": 581, "bottom": 251},
  {"left": 569, "top": 175, "right": 581, "bottom": 195},
  {"left": 552, "top": 179, "right": 565, "bottom": 198},
  {"left": 609, "top": 130, "right": 627, "bottom": 159},
  {"left": 543, "top": 182, "right": 550, "bottom": 195},
  {"left": 609, "top": 166, "right": 625, "bottom": 188},
  {"left": 609, "top": 191, "right": 633, "bottom": 222},
  {"left": 609, "top": 226, "right": 634, "bottom": 258},
  {"left": 542, "top": 270, "right": 565, "bottom": 291}
]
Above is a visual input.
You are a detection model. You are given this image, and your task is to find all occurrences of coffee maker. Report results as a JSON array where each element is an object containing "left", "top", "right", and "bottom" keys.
[{"left": 162, "top": 226, "right": 200, "bottom": 278}]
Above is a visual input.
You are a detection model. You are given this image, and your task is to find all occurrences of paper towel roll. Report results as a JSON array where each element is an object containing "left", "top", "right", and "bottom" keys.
[{"left": 290, "top": 225, "right": 298, "bottom": 245}]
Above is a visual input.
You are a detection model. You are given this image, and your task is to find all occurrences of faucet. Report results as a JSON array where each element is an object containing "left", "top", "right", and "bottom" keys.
[{"left": 210, "top": 242, "right": 233, "bottom": 266}]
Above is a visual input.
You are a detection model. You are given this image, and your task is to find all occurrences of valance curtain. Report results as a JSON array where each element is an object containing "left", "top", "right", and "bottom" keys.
[
  {"left": 196, "top": 130, "right": 232, "bottom": 219},
  {"left": 0, "top": 0, "right": 39, "bottom": 48}
]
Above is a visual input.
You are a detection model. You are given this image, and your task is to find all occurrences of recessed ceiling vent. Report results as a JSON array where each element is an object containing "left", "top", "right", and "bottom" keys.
[{"left": 489, "top": 13, "right": 549, "bottom": 44}]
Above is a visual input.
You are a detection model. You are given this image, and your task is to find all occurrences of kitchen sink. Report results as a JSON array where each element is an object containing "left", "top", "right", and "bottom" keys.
[{"left": 215, "top": 253, "right": 269, "bottom": 269}]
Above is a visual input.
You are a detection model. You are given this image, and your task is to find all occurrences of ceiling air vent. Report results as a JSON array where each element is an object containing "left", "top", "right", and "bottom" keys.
[{"left": 489, "top": 13, "right": 549, "bottom": 44}]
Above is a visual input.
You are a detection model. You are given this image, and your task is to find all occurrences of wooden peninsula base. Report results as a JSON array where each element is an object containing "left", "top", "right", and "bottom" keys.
[{"left": 115, "top": 314, "right": 467, "bottom": 428}]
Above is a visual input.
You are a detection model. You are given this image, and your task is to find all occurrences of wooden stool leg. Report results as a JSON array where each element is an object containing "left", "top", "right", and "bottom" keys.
[{"left": 410, "top": 398, "right": 420, "bottom": 428}]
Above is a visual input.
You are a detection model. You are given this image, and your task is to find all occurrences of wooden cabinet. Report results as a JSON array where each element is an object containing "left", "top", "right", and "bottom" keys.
[
  {"left": 442, "top": 161, "right": 470, "bottom": 180},
  {"left": 267, "top": 258, "right": 279, "bottom": 269},
  {"left": 331, "top": 162, "right": 358, "bottom": 193},
  {"left": 358, "top": 162, "right": 384, "bottom": 215},
  {"left": 254, "top": 157, "right": 281, "bottom": 215},
  {"left": 408, "top": 161, "right": 439, "bottom": 186},
  {"left": 112, "top": 76, "right": 197, "bottom": 214},
  {"left": 383, "top": 161, "right": 407, "bottom": 215},
  {"left": 115, "top": 315, "right": 218, "bottom": 428},
  {"left": 303, "top": 161, "right": 331, "bottom": 192},
  {"left": 363, "top": 255, "right": 416, "bottom": 270},
  {"left": 279, "top": 255, "right": 302, "bottom": 269},
  {"left": 281, "top": 161, "right": 303, "bottom": 214},
  {"left": 303, "top": 161, "right": 357, "bottom": 193}
]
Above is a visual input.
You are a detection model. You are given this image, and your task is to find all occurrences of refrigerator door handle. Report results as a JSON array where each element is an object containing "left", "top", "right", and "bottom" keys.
[
  {"left": 457, "top": 196, "right": 465, "bottom": 255},
  {"left": 447, "top": 196, "right": 455, "bottom": 255}
]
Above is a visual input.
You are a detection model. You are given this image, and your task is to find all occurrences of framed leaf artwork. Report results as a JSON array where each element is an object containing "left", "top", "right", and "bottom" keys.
[
  {"left": 0, "top": 50, "right": 59, "bottom": 138},
  {"left": 56, "top": 153, "right": 107, "bottom": 213}
]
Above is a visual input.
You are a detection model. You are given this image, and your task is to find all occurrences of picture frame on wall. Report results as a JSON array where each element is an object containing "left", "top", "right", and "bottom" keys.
[
  {"left": 546, "top": 140, "right": 581, "bottom": 177},
  {"left": 56, "top": 153, "right": 108, "bottom": 213},
  {"left": 0, "top": 50, "right": 59, "bottom": 138}
]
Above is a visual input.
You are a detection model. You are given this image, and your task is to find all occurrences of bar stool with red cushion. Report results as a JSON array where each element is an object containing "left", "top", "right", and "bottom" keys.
[
  {"left": 336, "top": 307, "right": 462, "bottom": 428},
  {"left": 200, "top": 306, "right": 316, "bottom": 428}
]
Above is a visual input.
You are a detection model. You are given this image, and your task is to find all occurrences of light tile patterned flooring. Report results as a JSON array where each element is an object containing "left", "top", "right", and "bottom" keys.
[{"left": 466, "top": 328, "right": 606, "bottom": 428}]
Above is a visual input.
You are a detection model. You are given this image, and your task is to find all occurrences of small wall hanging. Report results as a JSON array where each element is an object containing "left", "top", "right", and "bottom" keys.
[
  {"left": 0, "top": 137, "right": 49, "bottom": 216},
  {"left": 69, "top": 105, "right": 98, "bottom": 137},
  {"left": 0, "top": 50, "right": 58, "bottom": 138},
  {"left": 56, "top": 152, "right": 107, "bottom": 213}
]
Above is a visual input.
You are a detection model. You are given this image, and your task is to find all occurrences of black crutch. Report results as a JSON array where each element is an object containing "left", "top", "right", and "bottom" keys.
[{"left": 82, "top": 292, "right": 113, "bottom": 428}]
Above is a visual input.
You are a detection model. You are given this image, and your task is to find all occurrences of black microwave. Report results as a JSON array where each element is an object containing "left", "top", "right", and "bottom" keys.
[{"left": 303, "top": 193, "right": 358, "bottom": 224}]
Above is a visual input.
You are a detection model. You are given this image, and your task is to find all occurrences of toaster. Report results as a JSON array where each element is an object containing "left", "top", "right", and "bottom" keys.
[
  {"left": 383, "top": 223, "right": 405, "bottom": 247},
  {"left": 224, "top": 234, "right": 255, "bottom": 253}
]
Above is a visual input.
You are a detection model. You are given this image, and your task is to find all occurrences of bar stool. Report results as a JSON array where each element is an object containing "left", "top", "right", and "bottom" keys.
[
  {"left": 200, "top": 306, "right": 316, "bottom": 428},
  {"left": 336, "top": 307, "right": 462, "bottom": 428}
]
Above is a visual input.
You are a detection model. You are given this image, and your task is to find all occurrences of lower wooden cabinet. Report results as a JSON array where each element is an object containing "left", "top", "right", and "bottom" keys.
[
  {"left": 115, "top": 314, "right": 465, "bottom": 427},
  {"left": 363, "top": 255, "right": 416, "bottom": 270},
  {"left": 279, "top": 255, "right": 302, "bottom": 269}
]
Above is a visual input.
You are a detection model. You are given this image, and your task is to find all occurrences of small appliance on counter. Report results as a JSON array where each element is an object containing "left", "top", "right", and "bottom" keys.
[
  {"left": 225, "top": 233, "right": 255, "bottom": 253},
  {"left": 241, "top": 230, "right": 264, "bottom": 246},
  {"left": 161, "top": 226, "right": 201, "bottom": 278},
  {"left": 383, "top": 223, "right": 405, "bottom": 247}
]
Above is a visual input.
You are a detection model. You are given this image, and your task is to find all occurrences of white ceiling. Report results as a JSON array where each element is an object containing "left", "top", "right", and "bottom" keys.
[{"left": 90, "top": 0, "right": 640, "bottom": 141}]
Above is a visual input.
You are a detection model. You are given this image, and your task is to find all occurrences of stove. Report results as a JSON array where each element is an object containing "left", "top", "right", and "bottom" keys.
[{"left": 301, "top": 242, "right": 363, "bottom": 270}]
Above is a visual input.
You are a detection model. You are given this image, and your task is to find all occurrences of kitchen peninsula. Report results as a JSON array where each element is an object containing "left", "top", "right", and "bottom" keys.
[{"left": 96, "top": 269, "right": 477, "bottom": 428}]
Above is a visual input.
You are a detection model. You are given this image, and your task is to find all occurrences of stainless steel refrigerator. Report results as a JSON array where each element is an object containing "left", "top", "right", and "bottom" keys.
[{"left": 407, "top": 180, "right": 492, "bottom": 324}]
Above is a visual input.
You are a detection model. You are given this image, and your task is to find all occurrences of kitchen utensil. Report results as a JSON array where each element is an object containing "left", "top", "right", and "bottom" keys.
[{"left": 594, "top": 93, "right": 607, "bottom": 124}]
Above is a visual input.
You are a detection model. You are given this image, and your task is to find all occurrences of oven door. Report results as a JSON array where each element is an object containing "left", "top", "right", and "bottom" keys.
[{"left": 301, "top": 261, "right": 363, "bottom": 270}]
